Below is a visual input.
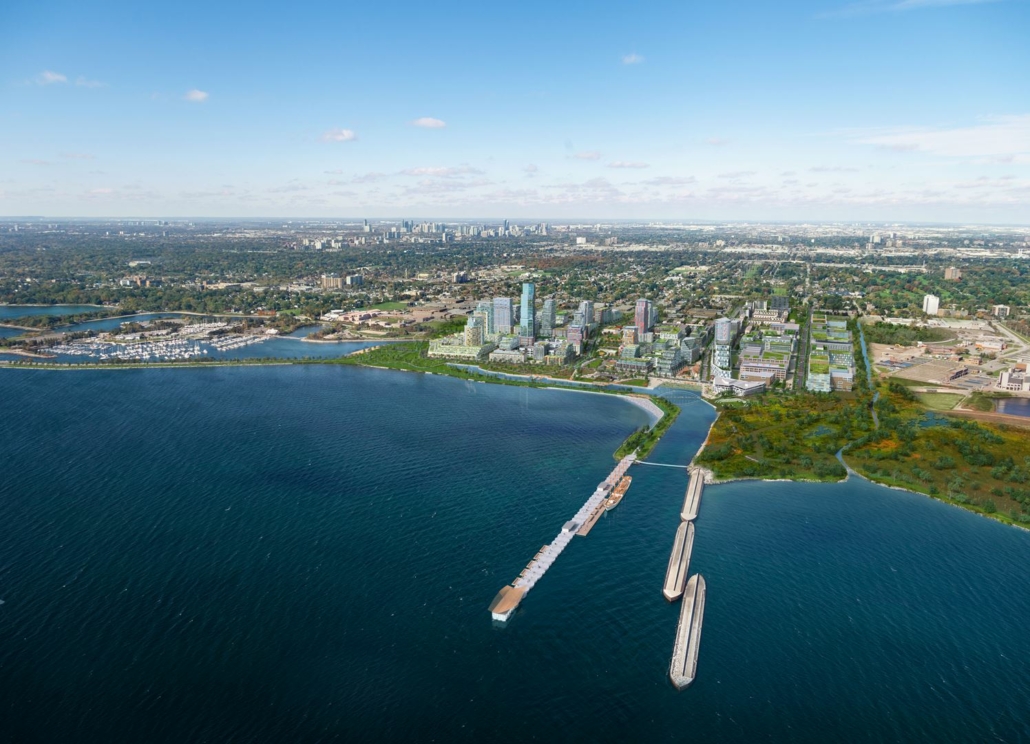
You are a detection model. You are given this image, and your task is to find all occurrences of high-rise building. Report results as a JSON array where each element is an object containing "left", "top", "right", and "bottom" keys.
[
  {"left": 578, "top": 301, "right": 594, "bottom": 328},
  {"left": 714, "top": 318, "right": 733, "bottom": 344},
  {"left": 945, "top": 266, "right": 962, "bottom": 281},
  {"left": 635, "top": 299, "right": 653, "bottom": 335},
  {"left": 540, "top": 298, "right": 556, "bottom": 337},
  {"left": 464, "top": 317, "right": 484, "bottom": 346},
  {"left": 922, "top": 294, "right": 940, "bottom": 316},
  {"left": 320, "top": 273, "right": 343, "bottom": 290},
  {"left": 475, "top": 300, "right": 495, "bottom": 336},
  {"left": 493, "top": 297, "right": 514, "bottom": 335},
  {"left": 520, "top": 283, "right": 536, "bottom": 338},
  {"left": 567, "top": 325, "right": 585, "bottom": 352},
  {"left": 992, "top": 304, "right": 1010, "bottom": 319}
]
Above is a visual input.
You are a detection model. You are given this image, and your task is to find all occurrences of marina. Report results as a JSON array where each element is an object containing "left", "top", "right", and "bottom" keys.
[
  {"left": 662, "top": 521, "right": 695, "bottom": 602},
  {"left": 669, "top": 574, "right": 707, "bottom": 690},
  {"left": 681, "top": 468, "right": 704, "bottom": 521},
  {"left": 489, "top": 453, "right": 636, "bottom": 622}
]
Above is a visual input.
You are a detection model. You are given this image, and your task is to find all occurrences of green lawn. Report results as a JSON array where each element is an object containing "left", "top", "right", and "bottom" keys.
[
  {"left": 370, "top": 301, "right": 407, "bottom": 311},
  {"left": 914, "top": 392, "right": 964, "bottom": 411}
]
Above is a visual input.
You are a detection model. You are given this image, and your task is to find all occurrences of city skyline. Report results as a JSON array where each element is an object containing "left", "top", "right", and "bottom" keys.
[{"left": 2, "top": 0, "right": 1028, "bottom": 222}]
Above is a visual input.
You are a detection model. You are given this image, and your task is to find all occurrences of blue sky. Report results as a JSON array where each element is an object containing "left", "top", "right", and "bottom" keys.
[{"left": 1, "top": 0, "right": 1028, "bottom": 221}]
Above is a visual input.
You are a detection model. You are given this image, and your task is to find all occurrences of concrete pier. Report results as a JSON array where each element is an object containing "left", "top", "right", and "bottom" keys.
[
  {"left": 489, "top": 453, "right": 637, "bottom": 621},
  {"left": 681, "top": 468, "right": 703, "bottom": 521},
  {"left": 662, "top": 522, "right": 695, "bottom": 602},
  {"left": 669, "top": 574, "right": 706, "bottom": 690}
]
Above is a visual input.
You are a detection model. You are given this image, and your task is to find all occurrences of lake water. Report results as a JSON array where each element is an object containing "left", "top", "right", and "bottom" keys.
[
  {"left": 0, "top": 304, "right": 106, "bottom": 320},
  {"left": 1, "top": 367, "right": 1029, "bottom": 742}
]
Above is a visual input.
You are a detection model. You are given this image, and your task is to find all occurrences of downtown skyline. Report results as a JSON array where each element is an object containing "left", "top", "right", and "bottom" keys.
[{"left": 2, "top": 0, "right": 1028, "bottom": 222}]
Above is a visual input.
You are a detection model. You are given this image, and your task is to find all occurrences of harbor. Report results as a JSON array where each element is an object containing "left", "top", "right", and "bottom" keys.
[{"left": 489, "top": 453, "right": 636, "bottom": 622}]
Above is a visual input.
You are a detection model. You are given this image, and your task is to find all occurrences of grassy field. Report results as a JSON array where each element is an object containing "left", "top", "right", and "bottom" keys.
[
  {"left": 914, "top": 392, "right": 964, "bottom": 410},
  {"left": 695, "top": 391, "right": 874, "bottom": 481},
  {"left": 846, "top": 382, "right": 1030, "bottom": 526},
  {"left": 369, "top": 301, "right": 408, "bottom": 311}
]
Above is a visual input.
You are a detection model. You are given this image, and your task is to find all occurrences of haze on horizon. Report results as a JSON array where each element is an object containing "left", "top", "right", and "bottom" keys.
[{"left": 2, "top": 0, "right": 1028, "bottom": 223}]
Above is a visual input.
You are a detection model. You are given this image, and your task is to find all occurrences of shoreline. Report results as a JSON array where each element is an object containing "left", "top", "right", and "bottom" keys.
[{"left": 691, "top": 409, "right": 1030, "bottom": 532}]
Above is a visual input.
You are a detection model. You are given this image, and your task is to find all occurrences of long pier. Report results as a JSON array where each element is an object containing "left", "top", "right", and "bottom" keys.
[{"left": 489, "top": 453, "right": 637, "bottom": 621}]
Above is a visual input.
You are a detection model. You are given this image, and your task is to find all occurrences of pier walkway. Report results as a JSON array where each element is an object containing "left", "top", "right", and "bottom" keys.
[
  {"left": 634, "top": 461, "right": 690, "bottom": 469},
  {"left": 514, "top": 453, "right": 636, "bottom": 592},
  {"left": 490, "top": 453, "right": 636, "bottom": 620}
]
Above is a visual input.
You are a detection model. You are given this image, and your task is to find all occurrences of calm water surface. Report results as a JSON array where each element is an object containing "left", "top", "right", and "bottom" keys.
[
  {"left": 1, "top": 368, "right": 1029, "bottom": 742},
  {"left": 0, "top": 304, "right": 105, "bottom": 319}
]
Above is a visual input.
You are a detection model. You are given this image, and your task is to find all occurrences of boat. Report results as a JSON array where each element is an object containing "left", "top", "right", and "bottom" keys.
[{"left": 604, "top": 475, "right": 632, "bottom": 511}]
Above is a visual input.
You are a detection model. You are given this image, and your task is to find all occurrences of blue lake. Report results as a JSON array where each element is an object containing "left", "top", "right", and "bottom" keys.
[
  {"left": 0, "top": 367, "right": 1028, "bottom": 742},
  {"left": 0, "top": 304, "right": 107, "bottom": 320}
]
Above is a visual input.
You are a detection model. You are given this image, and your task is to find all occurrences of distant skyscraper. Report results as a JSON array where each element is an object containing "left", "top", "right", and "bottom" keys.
[
  {"left": 520, "top": 282, "right": 536, "bottom": 338},
  {"left": 494, "top": 297, "right": 514, "bottom": 334},
  {"left": 540, "top": 298, "right": 556, "bottom": 337},
  {"left": 635, "top": 298, "right": 653, "bottom": 335}
]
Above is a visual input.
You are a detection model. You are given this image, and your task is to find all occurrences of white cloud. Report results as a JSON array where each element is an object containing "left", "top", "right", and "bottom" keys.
[
  {"left": 400, "top": 166, "right": 483, "bottom": 177},
  {"left": 321, "top": 128, "right": 358, "bottom": 142},
  {"left": 20, "top": 159, "right": 50, "bottom": 166},
  {"left": 821, "top": 0, "right": 1004, "bottom": 17},
  {"left": 641, "top": 176, "right": 697, "bottom": 186},
  {"left": 853, "top": 115, "right": 1030, "bottom": 162},
  {"left": 524, "top": 164, "right": 539, "bottom": 176},
  {"left": 718, "top": 170, "right": 757, "bottom": 179},
  {"left": 809, "top": 165, "right": 859, "bottom": 172},
  {"left": 76, "top": 76, "right": 107, "bottom": 88},
  {"left": 621, "top": 53, "right": 645, "bottom": 65},
  {"left": 571, "top": 151, "right": 601, "bottom": 161},
  {"left": 352, "top": 172, "right": 387, "bottom": 183},
  {"left": 410, "top": 117, "right": 446, "bottom": 128},
  {"left": 61, "top": 152, "right": 95, "bottom": 160},
  {"left": 706, "top": 137, "right": 729, "bottom": 146},
  {"left": 36, "top": 70, "right": 67, "bottom": 85},
  {"left": 184, "top": 89, "right": 209, "bottom": 102},
  {"left": 608, "top": 161, "right": 650, "bottom": 169}
]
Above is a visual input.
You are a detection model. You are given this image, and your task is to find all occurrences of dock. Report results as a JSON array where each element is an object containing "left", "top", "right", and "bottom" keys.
[
  {"left": 662, "top": 521, "right": 695, "bottom": 602},
  {"left": 489, "top": 453, "right": 636, "bottom": 621},
  {"left": 680, "top": 468, "right": 703, "bottom": 521},
  {"left": 669, "top": 574, "right": 706, "bottom": 690}
]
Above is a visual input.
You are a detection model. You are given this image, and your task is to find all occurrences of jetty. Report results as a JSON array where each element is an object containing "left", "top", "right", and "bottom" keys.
[
  {"left": 662, "top": 522, "right": 695, "bottom": 601},
  {"left": 669, "top": 574, "right": 706, "bottom": 690},
  {"left": 681, "top": 468, "right": 703, "bottom": 521},
  {"left": 489, "top": 453, "right": 636, "bottom": 622}
]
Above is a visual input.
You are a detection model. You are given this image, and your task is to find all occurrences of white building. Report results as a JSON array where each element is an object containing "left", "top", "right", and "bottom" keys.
[{"left": 922, "top": 294, "right": 940, "bottom": 316}]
